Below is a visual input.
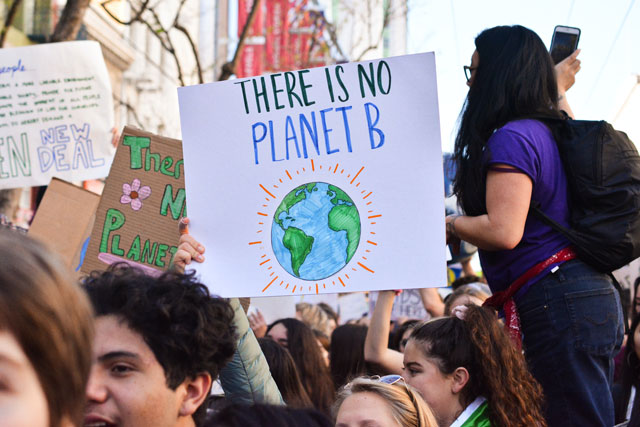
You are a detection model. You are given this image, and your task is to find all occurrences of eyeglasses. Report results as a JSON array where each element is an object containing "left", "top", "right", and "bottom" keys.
[
  {"left": 377, "top": 374, "right": 404, "bottom": 385},
  {"left": 463, "top": 65, "right": 478, "bottom": 82}
]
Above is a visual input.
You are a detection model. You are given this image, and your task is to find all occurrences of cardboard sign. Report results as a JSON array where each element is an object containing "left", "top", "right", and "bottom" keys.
[
  {"left": 0, "top": 41, "right": 115, "bottom": 189},
  {"left": 369, "top": 289, "right": 429, "bottom": 322},
  {"left": 82, "top": 127, "right": 185, "bottom": 275},
  {"left": 29, "top": 178, "right": 99, "bottom": 271},
  {"left": 178, "top": 53, "right": 445, "bottom": 297}
]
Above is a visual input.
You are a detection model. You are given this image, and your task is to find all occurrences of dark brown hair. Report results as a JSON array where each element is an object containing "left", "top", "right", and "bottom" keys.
[
  {"left": 329, "top": 324, "right": 369, "bottom": 389},
  {"left": 409, "top": 304, "right": 546, "bottom": 427},
  {"left": 0, "top": 231, "right": 94, "bottom": 427},
  {"left": 267, "top": 318, "right": 335, "bottom": 414},
  {"left": 258, "top": 338, "right": 312, "bottom": 408}
]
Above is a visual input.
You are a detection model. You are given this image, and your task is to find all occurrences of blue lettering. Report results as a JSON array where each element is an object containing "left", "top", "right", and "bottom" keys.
[
  {"left": 300, "top": 112, "right": 319, "bottom": 158},
  {"left": 269, "top": 120, "right": 283, "bottom": 162},
  {"left": 336, "top": 106, "right": 353, "bottom": 152},
  {"left": 285, "top": 115, "right": 301, "bottom": 160},
  {"left": 364, "top": 102, "right": 384, "bottom": 149},
  {"left": 319, "top": 108, "right": 338, "bottom": 155},
  {"left": 252, "top": 122, "right": 267, "bottom": 165}
]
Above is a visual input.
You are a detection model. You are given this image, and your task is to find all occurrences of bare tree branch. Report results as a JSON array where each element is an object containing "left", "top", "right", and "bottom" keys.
[
  {"left": 114, "top": 95, "right": 144, "bottom": 127},
  {"left": 353, "top": 0, "right": 398, "bottom": 62},
  {"left": 218, "top": 0, "right": 261, "bottom": 81},
  {"left": 100, "top": 0, "right": 151, "bottom": 25},
  {"left": 50, "top": 0, "right": 91, "bottom": 42},
  {"left": 0, "top": 0, "right": 23, "bottom": 47}
]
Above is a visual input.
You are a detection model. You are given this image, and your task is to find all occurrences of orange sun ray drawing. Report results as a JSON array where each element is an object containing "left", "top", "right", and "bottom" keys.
[{"left": 248, "top": 159, "right": 381, "bottom": 295}]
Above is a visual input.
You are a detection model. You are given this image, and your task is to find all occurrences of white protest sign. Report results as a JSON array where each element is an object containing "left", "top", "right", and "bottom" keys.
[
  {"left": 0, "top": 41, "right": 114, "bottom": 189},
  {"left": 369, "top": 289, "right": 430, "bottom": 321},
  {"left": 178, "top": 53, "right": 446, "bottom": 297}
]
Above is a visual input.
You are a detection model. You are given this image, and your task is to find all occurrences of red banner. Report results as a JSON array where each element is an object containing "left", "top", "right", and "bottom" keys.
[
  {"left": 237, "top": 0, "right": 265, "bottom": 78},
  {"left": 265, "top": 0, "right": 290, "bottom": 72}
]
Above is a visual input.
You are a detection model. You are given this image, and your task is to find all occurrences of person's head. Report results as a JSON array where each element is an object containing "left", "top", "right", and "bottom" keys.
[
  {"left": 318, "top": 302, "right": 339, "bottom": 331},
  {"left": 404, "top": 304, "right": 546, "bottom": 426},
  {"left": 296, "top": 302, "right": 334, "bottom": 339},
  {"left": 0, "top": 231, "right": 94, "bottom": 427},
  {"left": 616, "top": 313, "right": 640, "bottom": 423},
  {"left": 333, "top": 377, "right": 438, "bottom": 427},
  {"left": 454, "top": 25, "right": 561, "bottom": 215},
  {"left": 83, "top": 265, "right": 236, "bottom": 427},
  {"left": 390, "top": 319, "right": 420, "bottom": 353},
  {"left": 330, "top": 324, "right": 369, "bottom": 389},
  {"left": 267, "top": 318, "right": 335, "bottom": 414},
  {"left": 633, "top": 277, "right": 640, "bottom": 318},
  {"left": 443, "top": 285, "right": 490, "bottom": 316},
  {"left": 257, "top": 338, "right": 312, "bottom": 408},
  {"left": 205, "top": 403, "right": 332, "bottom": 427}
]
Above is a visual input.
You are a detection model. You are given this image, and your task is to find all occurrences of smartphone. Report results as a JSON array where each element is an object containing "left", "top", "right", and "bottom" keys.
[{"left": 549, "top": 25, "right": 581, "bottom": 64}]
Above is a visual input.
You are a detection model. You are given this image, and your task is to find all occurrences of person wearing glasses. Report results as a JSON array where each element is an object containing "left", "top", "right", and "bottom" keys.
[
  {"left": 333, "top": 376, "right": 438, "bottom": 427},
  {"left": 447, "top": 25, "right": 623, "bottom": 426}
]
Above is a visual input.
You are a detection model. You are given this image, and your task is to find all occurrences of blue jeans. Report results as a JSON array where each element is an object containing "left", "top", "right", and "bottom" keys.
[{"left": 516, "top": 259, "right": 624, "bottom": 427}]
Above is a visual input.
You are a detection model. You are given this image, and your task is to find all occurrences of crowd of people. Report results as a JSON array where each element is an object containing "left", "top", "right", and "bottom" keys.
[{"left": 0, "top": 24, "right": 636, "bottom": 427}]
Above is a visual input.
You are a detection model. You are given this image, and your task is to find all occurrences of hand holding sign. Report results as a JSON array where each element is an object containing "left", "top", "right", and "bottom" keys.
[{"left": 173, "top": 217, "right": 205, "bottom": 273}]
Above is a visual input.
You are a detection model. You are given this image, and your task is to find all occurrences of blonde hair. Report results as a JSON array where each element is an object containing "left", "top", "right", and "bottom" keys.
[
  {"left": 296, "top": 302, "right": 332, "bottom": 338},
  {"left": 333, "top": 377, "right": 438, "bottom": 427}
]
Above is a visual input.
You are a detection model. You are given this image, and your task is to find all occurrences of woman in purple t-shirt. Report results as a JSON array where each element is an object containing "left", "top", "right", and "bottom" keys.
[{"left": 446, "top": 25, "right": 624, "bottom": 426}]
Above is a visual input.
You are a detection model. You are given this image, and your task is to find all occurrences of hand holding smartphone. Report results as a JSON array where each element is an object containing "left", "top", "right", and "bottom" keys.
[{"left": 550, "top": 25, "right": 581, "bottom": 64}]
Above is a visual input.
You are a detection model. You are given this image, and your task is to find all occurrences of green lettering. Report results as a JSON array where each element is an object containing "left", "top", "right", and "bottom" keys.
[
  {"left": 298, "top": 70, "right": 315, "bottom": 106},
  {"left": 160, "top": 156, "right": 174, "bottom": 177},
  {"left": 160, "top": 184, "right": 186, "bottom": 220},
  {"left": 174, "top": 159, "right": 183, "bottom": 180},
  {"left": 358, "top": 63, "right": 376, "bottom": 98},
  {"left": 155, "top": 244, "right": 169, "bottom": 267},
  {"left": 270, "top": 73, "right": 285, "bottom": 110},
  {"left": 99, "top": 208, "right": 125, "bottom": 253},
  {"left": 145, "top": 149, "right": 160, "bottom": 172},
  {"left": 122, "top": 136, "right": 150, "bottom": 169},
  {"left": 127, "top": 235, "right": 141, "bottom": 261},
  {"left": 142, "top": 240, "right": 158, "bottom": 264},
  {"left": 111, "top": 235, "right": 124, "bottom": 256}
]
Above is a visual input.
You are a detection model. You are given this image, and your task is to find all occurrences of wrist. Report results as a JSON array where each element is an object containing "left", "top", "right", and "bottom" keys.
[{"left": 447, "top": 215, "right": 460, "bottom": 238}]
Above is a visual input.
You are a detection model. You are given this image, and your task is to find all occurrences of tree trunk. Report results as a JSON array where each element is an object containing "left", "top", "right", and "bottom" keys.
[
  {"left": 50, "top": 0, "right": 91, "bottom": 42},
  {"left": 0, "top": 0, "right": 24, "bottom": 47}
]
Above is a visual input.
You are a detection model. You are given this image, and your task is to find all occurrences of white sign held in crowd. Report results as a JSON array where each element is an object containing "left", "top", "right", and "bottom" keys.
[
  {"left": 369, "top": 289, "right": 429, "bottom": 321},
  {"left": 0, "top": 41, "right": 115, "bottom": 189},
  {"left": 178, "top": 53, "right": 446, "bottom": 297}
]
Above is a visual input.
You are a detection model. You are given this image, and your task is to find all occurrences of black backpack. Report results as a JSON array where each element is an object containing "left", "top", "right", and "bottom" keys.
[{"left": 531, "top": 116, "right": 640, "bottom": 273}]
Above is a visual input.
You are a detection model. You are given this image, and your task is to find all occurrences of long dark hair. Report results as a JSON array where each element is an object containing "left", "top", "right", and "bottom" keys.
[
  {"left": 329, "top": 324, "right": 370, "bottom": 389},
  {"left": 615, "top": 314, "right": 640, "bottom": 423},
  {"left": 409, "top": 304, "right": 546, "bottom": 427},
  {"left": 258, "top": 338, "right": 313, "bottom": 408},
  {"left": 453, "top": 25, "right": 561, "bottom": 215},
  {"left": 267, "top": 318, "right": 335, "bottom": 414}
]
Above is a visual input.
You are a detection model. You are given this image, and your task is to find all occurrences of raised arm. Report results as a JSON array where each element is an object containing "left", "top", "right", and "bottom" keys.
[
  {"left": 172, "top": 218, "right": 283, "bottom": 405},
  {"left": 555, "top": 49, "right": 581, "bottom": 119},
  {"left": 364, "top": 290, "right": 404, "bottom": 374}
]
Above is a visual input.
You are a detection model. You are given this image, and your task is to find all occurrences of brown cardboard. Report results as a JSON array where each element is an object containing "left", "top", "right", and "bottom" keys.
[
  {"left": 29, "top": 178, "right": 100, "bottom": 271},
  {"left": 81, "top": 127, "right": 185, "bottom": 275}
]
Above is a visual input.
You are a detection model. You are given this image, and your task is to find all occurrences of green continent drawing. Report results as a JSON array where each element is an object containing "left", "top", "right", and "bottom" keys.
[
  {"left": 271, "top": 182, "right": 361, "bottom": 280},
  {"left": 328, "top": 204, "right": 360, "bottom": 263},
  {"left": 282, "top": 226, "right": 314, "bottom": 277}
]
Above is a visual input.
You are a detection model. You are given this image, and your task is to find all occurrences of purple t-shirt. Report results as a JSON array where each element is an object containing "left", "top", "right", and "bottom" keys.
[{"left": 479, "top": 119, "right": 571, "bottom": 294}]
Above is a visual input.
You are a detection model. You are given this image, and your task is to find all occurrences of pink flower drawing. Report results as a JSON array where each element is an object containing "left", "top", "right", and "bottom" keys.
[{"left": 120, "top": 178, "right": 151, "bottom": 211}]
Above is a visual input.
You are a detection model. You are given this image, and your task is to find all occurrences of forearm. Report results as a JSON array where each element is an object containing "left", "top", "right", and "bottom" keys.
[
  {"left": 364, "top": 291, "right": 404, "bottom": 374},
  {"left": 451, "top": 214, "right": 522, "bottom": 251},
  {"left": 419, "top": 288, "right": 444, "bottom": 317}
]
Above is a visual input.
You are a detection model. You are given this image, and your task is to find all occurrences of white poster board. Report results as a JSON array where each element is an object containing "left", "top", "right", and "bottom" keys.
[
  {"left": 369, "top": 289, "right": 430, "bottom": 321},
  {"left": 0, "top": 41, "right": 115, "bottom": 189},
  {"left": 178, "top": 53, "right": 445, "bottom": 297}
]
